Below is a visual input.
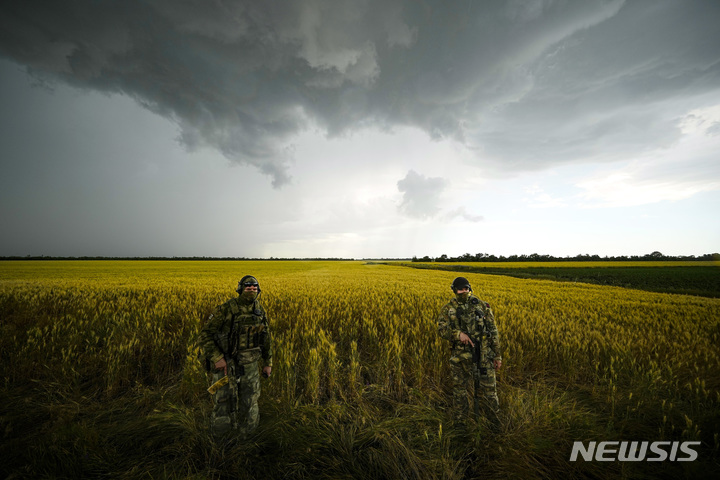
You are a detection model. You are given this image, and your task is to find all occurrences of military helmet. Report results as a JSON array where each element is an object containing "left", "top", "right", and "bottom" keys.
[
  {"left": 237, "top": 275, "right": 261, "bottom": 293},
  {"left": 451, "top": 276, "right": 471, "bottom": 292}
]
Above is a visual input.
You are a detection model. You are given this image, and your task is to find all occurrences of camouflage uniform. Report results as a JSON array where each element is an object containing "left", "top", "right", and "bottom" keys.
[
  {"left": 438, "top": 291, "right": 501, "bottom": 423},
  {"left": 199, "top": 287, "right": 272, "bottom": 438}
]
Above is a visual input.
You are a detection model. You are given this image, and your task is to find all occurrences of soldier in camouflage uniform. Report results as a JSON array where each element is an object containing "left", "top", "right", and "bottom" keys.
[
  {"left": 199, "top": 275, "right": 273, "bottom": 439},
  {"left": 438, "top": 277, "right": 502, "bottom": 425}
]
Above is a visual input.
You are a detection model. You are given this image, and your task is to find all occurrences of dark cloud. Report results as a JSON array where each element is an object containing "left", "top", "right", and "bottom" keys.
[
  {"left": 397, "top": 170, "right": 447, "bottom": 218},
  {"left": 1, "top": 0, "right": 719, "bottom": 185},
  {"left": 472, "top": 0, "right": 720, "bottom": 171}
]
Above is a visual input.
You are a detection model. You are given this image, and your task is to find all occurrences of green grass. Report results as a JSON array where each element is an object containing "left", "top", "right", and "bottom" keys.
[
  {"left": 393, "top": 262, "right": 720, "bottom": 298},
  {"left": 4, "top": 377, "right": 713, "bottom": 479}
]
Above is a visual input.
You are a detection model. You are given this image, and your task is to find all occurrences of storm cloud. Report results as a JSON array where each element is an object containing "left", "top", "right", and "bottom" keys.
[
  {"left": 397, "top": 170, "right": 447, "bottom": 219},
  {"left": 2, "top": 0, "right": 718, "bottom": 187}
]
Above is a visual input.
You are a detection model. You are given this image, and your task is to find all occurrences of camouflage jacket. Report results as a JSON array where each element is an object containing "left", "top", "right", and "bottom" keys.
[
  {"left": 438, "top": 293, "right": 501, "bottom": 362},
  {"left": 199, "top": 296, "right": 272, "bottom": 367}
]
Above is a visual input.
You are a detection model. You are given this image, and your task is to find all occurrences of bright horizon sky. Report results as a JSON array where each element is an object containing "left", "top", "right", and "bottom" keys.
[{"left": 1, "top": 0, "right": 719, "bottom": 259}]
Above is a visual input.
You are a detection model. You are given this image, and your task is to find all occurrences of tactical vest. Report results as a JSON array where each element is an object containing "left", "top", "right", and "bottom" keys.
[
  {"left": 214, "top": 298, "right": 267, "bottom": 365},
  {"left": 449, "top": 296, "right": 487, "bottom": 339}
]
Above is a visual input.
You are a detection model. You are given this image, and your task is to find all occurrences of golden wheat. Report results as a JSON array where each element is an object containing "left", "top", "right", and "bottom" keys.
[{"left": 1, "top": 260, "right": 718, "bottom": 442}]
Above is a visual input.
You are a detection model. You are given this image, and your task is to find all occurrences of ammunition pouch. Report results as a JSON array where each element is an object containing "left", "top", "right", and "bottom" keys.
[{"left": 233, "top": 347, "right": 262, "bottom": 365}]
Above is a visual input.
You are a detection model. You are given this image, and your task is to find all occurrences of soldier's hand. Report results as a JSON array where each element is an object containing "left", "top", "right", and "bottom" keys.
[
  {"left": 262, "top": 366, "right": 272, "bottom": 378},
  {"left": 494, "top": 359, "right": 502, "bottom": 370},
  {"left": 214, "top": 358, "right": 228, "bottom": 376},
  {"left": 458, "top": 332, "right": 475, "bottom": 347}
]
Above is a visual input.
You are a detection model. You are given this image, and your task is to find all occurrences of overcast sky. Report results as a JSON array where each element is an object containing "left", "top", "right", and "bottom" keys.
[{"left": 1, "top": 0, "right": 719, "bottom": 258}]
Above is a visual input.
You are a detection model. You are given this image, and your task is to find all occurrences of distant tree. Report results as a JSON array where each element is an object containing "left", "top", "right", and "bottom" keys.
[{"left": 399, "top": 250, "right": 717, "bottom": 264}]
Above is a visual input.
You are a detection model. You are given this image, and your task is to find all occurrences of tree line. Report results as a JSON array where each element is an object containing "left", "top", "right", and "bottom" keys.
[
  {"left": 412, "top": 251, "right": 720, "bottom": 263},
  {"left": 0, "top": 256, "right": 354, "bottom": 261}
]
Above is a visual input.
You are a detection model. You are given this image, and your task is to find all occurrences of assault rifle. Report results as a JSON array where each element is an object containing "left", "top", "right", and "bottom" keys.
[{"left": 460, "top": 332, "right": 488, "bottom": 375}]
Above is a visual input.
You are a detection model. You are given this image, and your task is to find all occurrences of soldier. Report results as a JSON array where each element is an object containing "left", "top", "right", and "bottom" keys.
[
  {"left": 438, "top": 276, "right": 502, "bottom": 426},
  {"left": 199, "top": 275, "right": 273, "bottom": 439}
]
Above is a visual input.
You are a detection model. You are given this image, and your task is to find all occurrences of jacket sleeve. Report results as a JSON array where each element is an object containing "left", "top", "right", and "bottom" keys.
[
  {"left": 437, "top": 303, "right": 461, "bottom": 342},
  {"left": 260, "top": 310, "right": 273, "bottom": 367},
  {"left": 198, "top": 307, "right": 226, "bottom": 365},
  {"left": 483, "top": 304, "right": 502, "bottom": 361}
]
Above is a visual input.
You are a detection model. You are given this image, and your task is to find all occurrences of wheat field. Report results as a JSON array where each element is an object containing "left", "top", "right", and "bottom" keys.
[{"left": 1, "top": 260, "right": 718, "bottom": 479}]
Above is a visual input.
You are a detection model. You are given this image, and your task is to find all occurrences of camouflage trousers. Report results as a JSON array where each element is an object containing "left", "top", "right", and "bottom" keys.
[
  {"left": 210, "top": 361, "right": 260, "bottom": 439},
  {"left": 449, "top": 351, "right": 499, "bottom": 424}
]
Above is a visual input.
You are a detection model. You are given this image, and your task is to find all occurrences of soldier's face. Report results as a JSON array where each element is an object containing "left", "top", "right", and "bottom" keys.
[
  {"left": 243, "top": 285, "right": 258, "bottom": 293},
  {"left": 455, "top": 287, "right": 470, "bottom": 295}
]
